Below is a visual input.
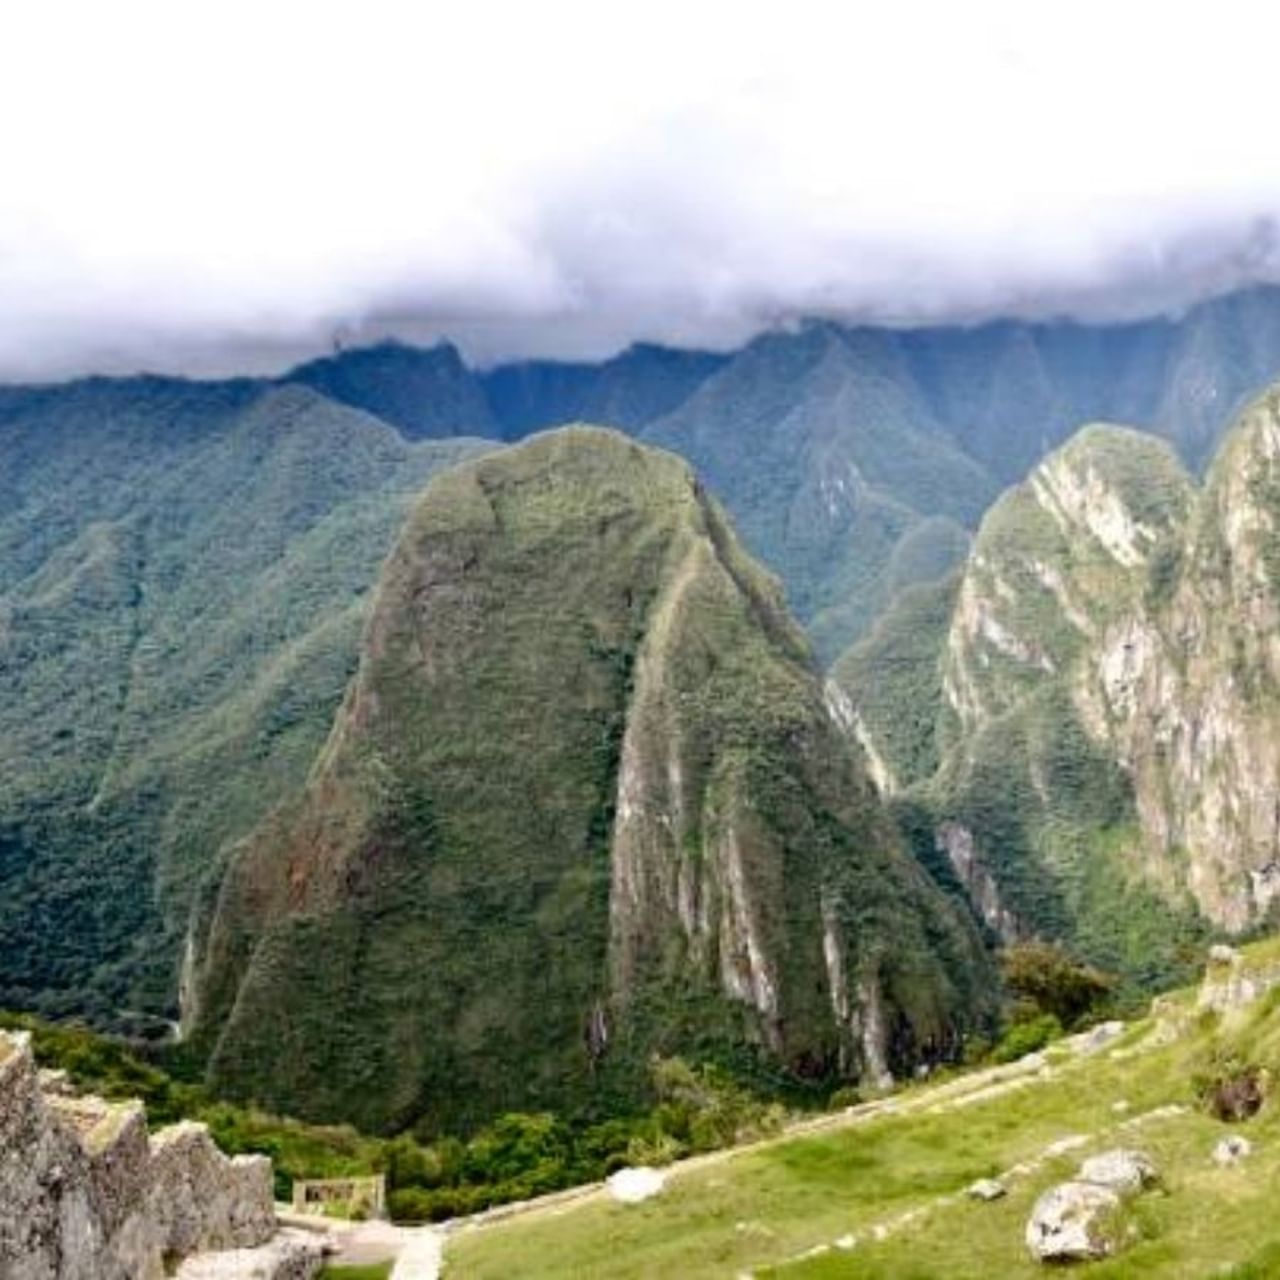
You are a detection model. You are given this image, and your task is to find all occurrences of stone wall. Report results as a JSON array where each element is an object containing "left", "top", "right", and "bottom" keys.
[{"left": 0, "top": 1029, "right": 318, "bottom": 1279}]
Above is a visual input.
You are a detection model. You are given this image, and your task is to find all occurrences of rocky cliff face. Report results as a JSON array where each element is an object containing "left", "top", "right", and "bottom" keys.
[
  {"left": 188, "top": 427, "right": 991, "bottom": 1132},
  {"left": 0, "top": 1029, "right": 317, "bottom": 1280},
  {"left": 836, "top": 388, "right": 1280, "bottom": 982}
]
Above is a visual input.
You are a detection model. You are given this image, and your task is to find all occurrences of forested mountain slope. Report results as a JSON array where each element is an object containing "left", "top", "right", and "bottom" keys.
[{"left": 0, "top": 377, "right": 489, "bottom": 1028}]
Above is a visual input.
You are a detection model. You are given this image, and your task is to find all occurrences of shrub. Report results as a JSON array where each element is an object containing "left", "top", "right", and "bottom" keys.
[
  {"left": 828, "top": 1085, "right": 863, "bottom": 1110},
  {"left": 1192, "top": 1045, "right": 1268, "bottom": 1122},
  {"left": 991, "top": 1012, "right": 1063, "bottom": 1064},
  {"left": 1000, "top": 941, "right": 1114, "bottom": 1030}
]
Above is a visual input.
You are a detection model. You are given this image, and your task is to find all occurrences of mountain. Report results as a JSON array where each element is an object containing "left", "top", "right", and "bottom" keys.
[
  {"left": 187, "top": 427, "right": 992, "bottom": 1133},
  {"left": 10, "top": 286, "right": 1280, "bottom": 1074},
  {"left": 835, "top": 388, "right": 1280, "bottom": 989},
  {"left": 283, "top": 340, "right": 499, "bottom": 439},
  {"left": 480, "top": 342, "right": 728, "bottom": 439},
  {"left": 0, "top": 375, "right": 490, "bottom": 1029}
]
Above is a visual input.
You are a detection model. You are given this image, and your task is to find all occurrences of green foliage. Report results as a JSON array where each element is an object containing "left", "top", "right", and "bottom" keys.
[
  {"left": 1190, "top": 1045, "right": 1267, "bottom": 1122},
  {"left": 830, "top": 575, "right": 959, "bottom": 788},
  {"left": 198, "top": 428, "right": 991, "bottom": 1135},
  {"left": 450, "top": 935, "right": 1280, "bottom": 1279},
  {"left": 7, "top": 1006, "right": 813, "bottom": 1225},
  {"left": 1000, "top": 941, "right": 1114, "bottom": 1030},
  {"left": 641, "top": 324, "right": 997, "bottom": 661},
  {"left": 0, "top": 378, "right": 490, "bottom": 1029},
  {"left": 990, "top": 1012, "right": 1063, "bottom": 1063}
]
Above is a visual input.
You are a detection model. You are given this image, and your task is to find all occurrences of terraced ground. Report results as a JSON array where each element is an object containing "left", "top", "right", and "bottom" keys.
[{"left": 444, "top": 941, "right": 1280, "bottom": 1279}]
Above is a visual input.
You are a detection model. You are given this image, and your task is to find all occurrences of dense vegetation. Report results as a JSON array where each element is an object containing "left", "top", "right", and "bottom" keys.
[
  {"left": 9, "top": 285, "right": 1280, "bottom": 1157},
  {"left": 834, "top": 426, "right": 1215, "bottom": 996},
  {"left": 2, "top": 1009, "right": 801, "bottom": 1223},
  {"left": 0, "top": 377, "right": 489, "bottom": 1028}
]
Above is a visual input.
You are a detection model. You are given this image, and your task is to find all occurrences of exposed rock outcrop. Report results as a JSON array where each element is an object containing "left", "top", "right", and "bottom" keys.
[
  {"left": 1212, "top": 1135, "right": 1253, "bottom": 1166},
  {"left": 174, "top": 1233, "right": 326, "bottom": 1280},
  {"left": 840, "top": 391, "right": 1280, "bottom": 968},
  {"left": 0, "top": 1030, "right": 311, "bottom": 1280},
  {"left": 1076, "top": 1149, "right": 1158, "bottom": 1194},
  {"left": 1025, "top": 1180, "right": 1123, "bottom": 1262}
]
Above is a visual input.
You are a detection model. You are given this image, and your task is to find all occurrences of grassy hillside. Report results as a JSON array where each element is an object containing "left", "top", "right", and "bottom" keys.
[
  {"left": 448, "top": 941, "right": 1280, "bottom": 1279},
  {"left": 0, "top": 377, "right": 490, "bottom": 1028},
  {"left": 193, "top": 427, "right": 992, "bottom": 1134}
]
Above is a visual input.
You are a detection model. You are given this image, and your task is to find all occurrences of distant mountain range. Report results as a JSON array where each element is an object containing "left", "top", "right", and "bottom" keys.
[
  {"left": 9, "top": 285, "right": 1280, "bottom": 1129},
  {"left": 290, "top": 285, "right": 1280, "bottom": 658}
]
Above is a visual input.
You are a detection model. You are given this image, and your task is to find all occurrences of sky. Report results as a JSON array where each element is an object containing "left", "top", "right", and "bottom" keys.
[{"left": 5, "top": 0, "right": 1280, "bottom": 378}]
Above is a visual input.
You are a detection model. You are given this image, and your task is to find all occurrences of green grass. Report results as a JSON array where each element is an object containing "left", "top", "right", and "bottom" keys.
[
  {"left": 319, "top": 1266, "right": 394, "bottom": 1280},
  {"left": 446, "top": 943, "right": 1280, "bottom": 1278}
]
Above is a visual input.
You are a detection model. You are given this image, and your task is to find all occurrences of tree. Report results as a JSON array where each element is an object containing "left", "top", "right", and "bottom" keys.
[{"left": 1000, "top": 941, "right": 1113, "bottom": 1030}]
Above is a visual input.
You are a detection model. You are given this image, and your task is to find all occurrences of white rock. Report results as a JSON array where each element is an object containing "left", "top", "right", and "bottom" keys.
[
  {"left": 1111, "top": 1100, "right": 1131, "bottom": 1114},
  {"left": 834, "top": 1234, "right": 857, "bottom": 1250},
  {"left": 1209, "top": 944, "right": 1241, "bottom": 966},
  {"left": 176, "top": 1233, "right": 324, "bottom": 1279},
  {"left": 1213, "top": 1135, "right": 1253, "bottom": 1166},
  {"left": 1025, "top": 1181, "right": 1123, "bottom": 1262},
  {"left": 606, "top": 1167, "right": 666, "bottom": 1205},
  {"left": 1077, "top": 1149, "right": 1158, "bottom": 1194},
  {"left": 966, "top": 1178, "right": 1007, "bottom": 1202},
  {"left": 1082, "top": 1021, "right": 1126, "bottom": 1053}
]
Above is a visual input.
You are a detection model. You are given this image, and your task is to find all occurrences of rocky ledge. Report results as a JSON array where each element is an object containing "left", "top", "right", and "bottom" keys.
[{"left": 0, "top": 1029, "right": 323, "bottom": 1279}]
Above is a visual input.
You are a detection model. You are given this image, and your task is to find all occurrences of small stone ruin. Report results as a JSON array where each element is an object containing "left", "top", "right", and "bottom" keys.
[{"left": 0, "top": 1029, "right": 323, "bottom": 1279}]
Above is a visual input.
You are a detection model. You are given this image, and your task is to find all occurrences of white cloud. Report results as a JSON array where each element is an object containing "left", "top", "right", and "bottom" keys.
[{"left": 4, "top": 0, "right": 1280, "bottom": 375}]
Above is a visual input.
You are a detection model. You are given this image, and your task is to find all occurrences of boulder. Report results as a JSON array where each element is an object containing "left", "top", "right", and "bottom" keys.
[
  {"left": 1209, "top": 944, "right": 1241, "bottom": 966},
  {"left": 1025, "top": 1181, "right": 1123, "bottom": 1262},
  {"left": 1213, "top": 1134, "right": 1253, "bottom": 1166},
  {"left": 1077, "top": 1149, "right": 1158, "bottom": 1194},
  {"left": 606, "top": 1167, "right": 666, "bottom": 1205},
  {"left": 966, "top": 1178, "right": 1007, "bottom": 1202},
  {"left": 1064, "top": 1021, "right": 1126, "bottom": 1056}
]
